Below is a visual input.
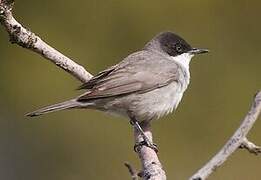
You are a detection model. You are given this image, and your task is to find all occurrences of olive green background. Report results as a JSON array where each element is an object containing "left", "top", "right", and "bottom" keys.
[{"left": 0, "top": 0, "right": 260, "bottom": 179}]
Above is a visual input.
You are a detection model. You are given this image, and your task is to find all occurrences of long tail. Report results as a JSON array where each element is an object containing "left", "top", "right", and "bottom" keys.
[{"left": 26, "top": 99, "right": 81, "bottom": 117}]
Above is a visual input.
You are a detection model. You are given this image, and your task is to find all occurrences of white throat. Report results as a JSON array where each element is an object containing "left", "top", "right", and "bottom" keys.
[
  {"left": 171, "top": 53, "right": 193, "bottom": 71},
  {"left": 171, "top": 53, "right": 193, "bottom": 86}
]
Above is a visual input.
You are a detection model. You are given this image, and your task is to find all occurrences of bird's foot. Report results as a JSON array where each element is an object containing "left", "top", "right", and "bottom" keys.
[
  {"left": 134, "top": 140, "right": 158, "bottom": 153},
  {"left": 129, "top": 116, "right": 158, "bottom": 153}
]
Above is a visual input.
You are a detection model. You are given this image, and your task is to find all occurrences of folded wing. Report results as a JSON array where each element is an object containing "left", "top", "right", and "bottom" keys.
[{"left": 77, "top": 51, "right": 180, "bottom": 101}]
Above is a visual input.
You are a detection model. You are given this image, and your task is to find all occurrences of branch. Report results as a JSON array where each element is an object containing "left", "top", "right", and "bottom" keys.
[
  {"left": 0, "top": 1, "right": 165, "bottom": 179},
  {"left": 0, "top": 0, "right": 92, "bottom": 83},
  {"left": 133, "top": 123, "right": 166, "bottom": 180},
  {"left": 240, "top": 138, "right": 261, "bottom": 155},
  {"left": 124, "top": 162, "right": 139, "bottom": 180},
  {"left": 190, "top": 91, "right": 261, "bottom": 180}
]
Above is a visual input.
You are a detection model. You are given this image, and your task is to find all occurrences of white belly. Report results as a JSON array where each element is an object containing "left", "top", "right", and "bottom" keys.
[
  {"left": 149, "top": 83, "right": 185, "bottom": 119},
  {"left": 101, "top": 80, "right": 189, "bottom": 122},
  {"left": 127, "top": 82, "right": 187, "bottom": 121}
]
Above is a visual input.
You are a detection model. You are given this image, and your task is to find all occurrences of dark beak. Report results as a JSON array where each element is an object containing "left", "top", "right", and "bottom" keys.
[{"left": 189, "top": 48, "right": 209, "bottom": 55}]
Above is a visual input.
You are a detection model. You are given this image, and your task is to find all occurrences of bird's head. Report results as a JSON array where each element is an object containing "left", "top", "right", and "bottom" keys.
[{"left": 144, "top": 31, "right": 209, "bottom": 67}]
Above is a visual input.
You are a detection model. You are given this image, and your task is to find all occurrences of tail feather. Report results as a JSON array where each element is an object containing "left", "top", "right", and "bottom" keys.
[{"left": 26, "top": 99, "right": 80, "bottom": 117}]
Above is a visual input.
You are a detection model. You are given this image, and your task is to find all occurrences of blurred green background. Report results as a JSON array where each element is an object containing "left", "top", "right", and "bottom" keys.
[{"left": 0, "top": 0, "right": 260, "bottom": 179}]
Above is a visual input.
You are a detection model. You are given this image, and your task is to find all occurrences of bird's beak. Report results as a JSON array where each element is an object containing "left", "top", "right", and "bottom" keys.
[{"left": 188, "top": 48, "right": 209, "bottom": 55}]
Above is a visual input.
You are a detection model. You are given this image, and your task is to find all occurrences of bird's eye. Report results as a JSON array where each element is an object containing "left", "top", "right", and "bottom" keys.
[{"left": 175, "top": 44, "right": 183, "bottom": 53}]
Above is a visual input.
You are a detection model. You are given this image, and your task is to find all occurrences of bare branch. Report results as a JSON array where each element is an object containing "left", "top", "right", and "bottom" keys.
[
  {"left": 134, "top": 123, "right": 166, "bottom": 180},
  {"left": 0, "top": 1, "right": 166, "bottom": 179},
  {"left": 124, "top": 162, "right": 139, "bottom": 180},
  {"left": 190, "top": 91, "right": 261, "bottom": 180},
  {"left": 0, "top": 0, "right": 92, "bottom": 83},
  {"left": 240, "top": 138, "right": 261, "bottom": 155}
]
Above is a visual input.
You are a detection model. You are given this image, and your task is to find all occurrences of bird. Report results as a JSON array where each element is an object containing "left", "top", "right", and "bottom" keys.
[{"left": 26, "top": 31, "right": 209, "bottom": 151}]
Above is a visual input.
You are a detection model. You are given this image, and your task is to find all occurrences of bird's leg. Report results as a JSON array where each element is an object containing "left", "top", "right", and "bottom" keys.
[{"left": 129, "top": 117, "right": 158, "bottom": 153}]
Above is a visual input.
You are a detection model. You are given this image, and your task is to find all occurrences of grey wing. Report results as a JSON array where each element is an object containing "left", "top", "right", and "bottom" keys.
[
  {"left": 77, "top": 51, "right": 180, "bottom": 101},
  {"left": 77, "top": 65, "right": 117, "bottom": 90}
]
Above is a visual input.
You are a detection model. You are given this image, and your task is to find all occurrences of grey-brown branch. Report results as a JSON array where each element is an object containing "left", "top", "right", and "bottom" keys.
[
  {"left": 0, "top": 0, "right": 166, "bottom": 179},
  {"left": 124, "top": 162, "right": 139, "bottom": 180},
  {"left": 0, "top": 0, "right": 92, "bottom": 83},
  {"left": 133, "top": 123, "right": 166, "bottom": 180},
  {"left": 190, "top": 91, "right": 261, "bottom": 180}
]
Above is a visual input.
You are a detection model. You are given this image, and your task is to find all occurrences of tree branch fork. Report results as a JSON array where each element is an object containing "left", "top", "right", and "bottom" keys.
[{"left": 1, "top": 1, "right": 260, "bottom": 179}]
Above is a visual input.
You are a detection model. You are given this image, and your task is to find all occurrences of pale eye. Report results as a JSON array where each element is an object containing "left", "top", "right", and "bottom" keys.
[{"left": 175, "top": 44, "right": 183, "bottom": 53}]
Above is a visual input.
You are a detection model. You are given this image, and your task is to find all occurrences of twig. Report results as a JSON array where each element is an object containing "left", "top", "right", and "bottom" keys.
[
  {"left": 0, "top": 1, "right": 166, "bottom": 179},
  {"left": 124, "top": 162, "right": 139, "bottom": 180},
  {"left": 240, "top": 138, "right": 261, "bottom": 155},
  {"left": 190, "top": 91, "right": 261, "bottom": 180}
]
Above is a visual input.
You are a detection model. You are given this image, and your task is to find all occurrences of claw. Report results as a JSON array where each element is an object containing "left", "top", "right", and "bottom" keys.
[{"left": 134, "top": 140, "right": 158, "bottom": 153}]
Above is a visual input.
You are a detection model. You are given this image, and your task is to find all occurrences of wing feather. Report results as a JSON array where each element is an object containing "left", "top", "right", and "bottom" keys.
[{"left": 77, "top": 51, "right": 180, "bottom": 101}]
